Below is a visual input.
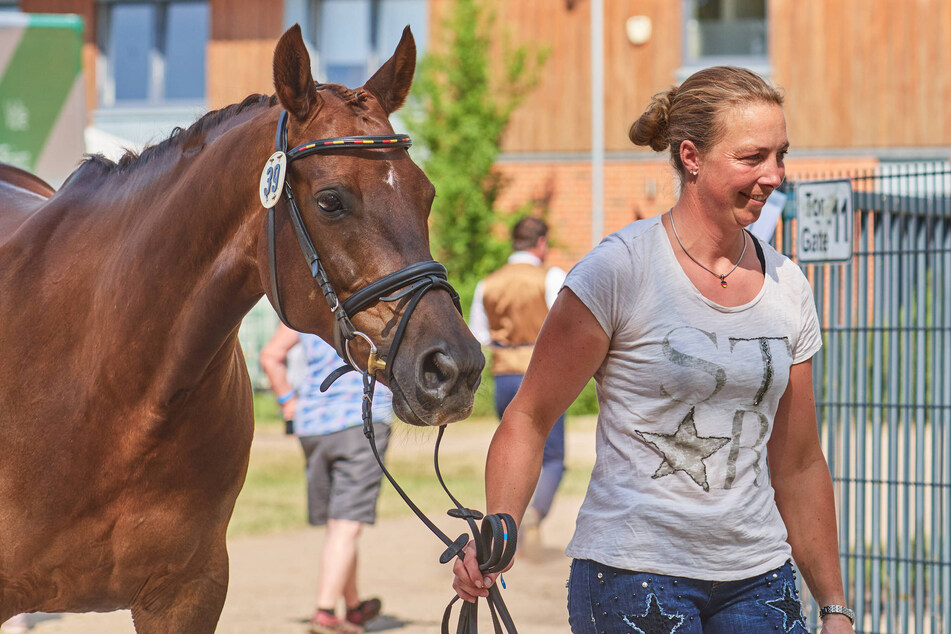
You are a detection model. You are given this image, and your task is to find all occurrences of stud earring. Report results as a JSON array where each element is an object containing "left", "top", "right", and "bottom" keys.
[{"left": 690, "top": 169, "right": 698, "bottom": 176}]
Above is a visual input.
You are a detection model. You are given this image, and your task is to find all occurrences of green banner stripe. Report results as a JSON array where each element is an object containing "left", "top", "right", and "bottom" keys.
[
  {"left": 24, "top": 14, "right": 84, "bottom": 34},
  {"left": 0, "top": 19, "right": 83, "bottom": 170}
]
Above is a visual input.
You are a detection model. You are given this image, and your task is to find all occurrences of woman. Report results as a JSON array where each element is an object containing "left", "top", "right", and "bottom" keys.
[{"left": 452, "top": 67, "right": 855, "bottom": 634}]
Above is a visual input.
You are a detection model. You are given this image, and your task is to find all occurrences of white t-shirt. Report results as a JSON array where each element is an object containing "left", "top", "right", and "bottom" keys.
[{"left": 563, "top": 215, "right": 822, "bottom": 581}]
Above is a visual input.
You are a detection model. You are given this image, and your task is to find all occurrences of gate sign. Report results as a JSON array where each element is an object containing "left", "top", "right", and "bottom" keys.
[{"left": 795, "top": 179, "right": 853, "bottom": 263}]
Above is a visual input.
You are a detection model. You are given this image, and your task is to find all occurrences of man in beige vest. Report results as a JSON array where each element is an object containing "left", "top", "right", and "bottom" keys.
[{"left": 470, "top": 217, "right": 567, "bottom": 540}]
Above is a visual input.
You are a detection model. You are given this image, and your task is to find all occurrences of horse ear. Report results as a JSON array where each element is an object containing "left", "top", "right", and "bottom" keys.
[
  {"left": 273, "top": 24, "right": 321, "bottom": 122},
  {"left": 363, "top": 26, "right": 416, "bottom": 115}
]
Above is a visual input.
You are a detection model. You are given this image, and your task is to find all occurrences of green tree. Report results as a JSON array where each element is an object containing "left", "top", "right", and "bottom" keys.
[{"left": 404, "top": 0, "right": 547, "bottom": 305}]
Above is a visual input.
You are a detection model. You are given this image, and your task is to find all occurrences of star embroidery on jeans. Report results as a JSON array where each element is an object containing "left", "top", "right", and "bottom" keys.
[
  {"left": 635, "top": 407, "right": 730, "bottom": 491},
  {"left": 763, "top": 582, "right": 807, "bottom": 632},
  {"left": 621, "top": 593, "right": 684, "bottom": 633}
]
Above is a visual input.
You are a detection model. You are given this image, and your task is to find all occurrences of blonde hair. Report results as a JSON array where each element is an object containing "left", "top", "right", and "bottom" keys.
[{"left": 629, "top": 66, "right": 784, "bottom": 184}]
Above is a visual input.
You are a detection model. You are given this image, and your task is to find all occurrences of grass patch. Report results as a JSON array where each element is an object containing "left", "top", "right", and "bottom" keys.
[
  {"left": 228, "top": 438, "right": 307, "bottom": 537},
  {"left": 231, "top": 393, "right": 597, "bottom": 538}
]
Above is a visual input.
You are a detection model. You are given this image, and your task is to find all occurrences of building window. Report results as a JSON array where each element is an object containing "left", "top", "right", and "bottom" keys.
[
  {"left": 307, "top": 0, "right": 427, "bottom": 87},
  {"left": 97, "top": 0, "right": 209, "bottom": 107},
  {"left": 683, "top": 0, "right": 767, "bottom": 68}
]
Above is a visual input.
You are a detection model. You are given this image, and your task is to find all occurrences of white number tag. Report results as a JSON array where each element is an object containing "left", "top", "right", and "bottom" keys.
[{"left": 259, "top": 151, "right": 287, "bottom": 208}]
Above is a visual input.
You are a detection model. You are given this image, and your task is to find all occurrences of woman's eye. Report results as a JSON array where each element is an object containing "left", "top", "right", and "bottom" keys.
[{"left": 316, "top": 192, "right": 343, "bottom": 213}]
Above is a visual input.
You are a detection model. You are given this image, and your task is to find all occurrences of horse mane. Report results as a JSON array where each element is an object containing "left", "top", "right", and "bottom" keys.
[
  {"left": 68, "top": 93, "right": 281, "bottom": 184},
  {"left": 64, "top": 85, "right": 369, "bottom": 188}
]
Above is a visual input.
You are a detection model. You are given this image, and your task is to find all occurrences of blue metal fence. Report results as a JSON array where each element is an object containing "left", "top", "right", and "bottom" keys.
[{"left": 785, "top": 163, "right": 951, "bottom": 634}]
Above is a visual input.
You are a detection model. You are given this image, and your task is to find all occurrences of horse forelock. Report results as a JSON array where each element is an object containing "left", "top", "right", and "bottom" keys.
[
  {"left": 67, "top": 94, "right": 281, "bottom": 185},
  {"left": 320, "top": 83, "right": 370, "bottom": 111}
]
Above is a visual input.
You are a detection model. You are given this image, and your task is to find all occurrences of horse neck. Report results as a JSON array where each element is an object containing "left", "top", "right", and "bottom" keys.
[{"left": 63, "top": 108, "right": 275, "bottom": 399}]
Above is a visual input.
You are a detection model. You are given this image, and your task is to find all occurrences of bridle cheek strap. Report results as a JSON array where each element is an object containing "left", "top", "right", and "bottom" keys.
[{"left": 266, "top": 109, "right": 411, "bottom": 364}]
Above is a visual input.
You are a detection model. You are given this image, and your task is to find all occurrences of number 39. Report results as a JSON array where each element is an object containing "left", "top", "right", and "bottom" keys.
[{"left": 263, "top": 164, "right": 282, "bottom": 197}]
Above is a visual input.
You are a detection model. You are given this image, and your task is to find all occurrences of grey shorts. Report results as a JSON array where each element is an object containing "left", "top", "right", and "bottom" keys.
[{"left": 298, "top": 423, "right": 390, "bottom": 526}]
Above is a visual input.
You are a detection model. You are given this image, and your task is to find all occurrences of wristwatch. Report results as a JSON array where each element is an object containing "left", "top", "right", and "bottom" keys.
[{"left": 819, "top": 604, "right": 855, "bottom": 625}]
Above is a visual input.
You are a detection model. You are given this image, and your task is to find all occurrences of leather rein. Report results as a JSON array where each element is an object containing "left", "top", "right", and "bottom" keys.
[{"left": 261, "top": 104, "right": 518, "bottom": 633}]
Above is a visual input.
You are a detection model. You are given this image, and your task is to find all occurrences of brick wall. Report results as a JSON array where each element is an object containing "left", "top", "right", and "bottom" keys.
[{"left": 493, "top": 155, "right": 882, "bottom": 271}]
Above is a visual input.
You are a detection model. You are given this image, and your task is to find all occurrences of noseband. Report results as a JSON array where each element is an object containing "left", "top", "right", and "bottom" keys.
[{"left": 261, "top": 103, "right": 518, "bottom": 633}]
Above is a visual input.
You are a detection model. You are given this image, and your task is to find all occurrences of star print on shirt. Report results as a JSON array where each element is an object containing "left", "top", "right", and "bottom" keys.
[
  {"left": 635, "top": 407, "right": 730, "bottom": 492},
  {"left": 621, "top": 593, "right": 685, "bottom": 633},
  {"left": 763, "top": 583, "right": 807, "bottom": 632}
]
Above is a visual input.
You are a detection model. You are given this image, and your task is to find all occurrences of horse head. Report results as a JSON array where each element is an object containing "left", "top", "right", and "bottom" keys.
[{"left": 260, "top": 25, "right": 484, "bottom": 427}]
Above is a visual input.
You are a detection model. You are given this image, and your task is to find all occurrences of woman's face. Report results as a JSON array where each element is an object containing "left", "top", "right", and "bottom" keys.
[{"left": 696, "top": 101, "right": 788, "bottom": 228}]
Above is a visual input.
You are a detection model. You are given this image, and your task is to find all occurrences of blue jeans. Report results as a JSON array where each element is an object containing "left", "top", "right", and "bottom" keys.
[
  {"left": 494, "top": 373, "right": 565, "bottom": 519},
  {"left": 567, "top": 559, "right": 808, "bottom": 634}
]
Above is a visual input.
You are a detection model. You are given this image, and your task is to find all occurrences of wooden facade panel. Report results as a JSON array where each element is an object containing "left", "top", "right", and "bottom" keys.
[
  {"left": 604, "top": 0, "right": 682, "bottom": 153},
  {"left": 941, "top": 0, "right": 951, "bottom": 142},
  {"left": 772, "top": 0, "right": 951, "bottom": 149},
  {"left": 207, "top": 40, "right": 277, "bottom": 109},
  {"left": 81, "top": 41, "right": 96, "bottom": 120},
  {"left": 497, "top": 2, "right": 591, "bottom": 153},
  {"left": 495, "top": 0, "right": 951, "bottom": 152},
  {"left": 496, "top": 0, "right": 683, "bottom": 154},
  {"left": 209, "top": 0, "right": 283, "bottom": 40},
  {"left": 207, "top": 0, "right": 284, "bottom": 109}
]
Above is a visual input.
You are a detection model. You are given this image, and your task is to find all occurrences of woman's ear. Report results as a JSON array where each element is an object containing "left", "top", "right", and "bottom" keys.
[{"left": 680, "top": 140, "right": 701, "bottom": 175}]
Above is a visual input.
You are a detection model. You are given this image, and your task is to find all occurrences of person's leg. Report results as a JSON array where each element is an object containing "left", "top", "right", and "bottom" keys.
[
  {"left": 493, "top": 374, "right": 523, "bottom": 419},
  {"left": 316, "top": 519, "right": 363, "bottom": 611},
  {"left": 702, "top": 561, "right": 808, "bottom": 634},
  {"left": 529, "top": 413, "right": 566, "bottom": 520},
  {"left": 326, "top": 423, "right": 390, "bottom": 627},
  {"left": 300, "top": 432, "right": 367, "bottom": 633},
  {"left": 567, "top": 559, "right": 704, "bottom": 634}
]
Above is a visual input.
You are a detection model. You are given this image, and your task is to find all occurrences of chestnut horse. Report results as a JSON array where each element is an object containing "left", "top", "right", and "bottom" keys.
[{"left": 0, "top": 25, "right": 483, "bottom": 632}]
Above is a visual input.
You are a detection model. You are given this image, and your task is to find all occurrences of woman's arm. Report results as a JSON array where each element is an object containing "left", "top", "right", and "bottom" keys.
[
  {"left": 768, "top": 359, "right": 854, "bottom": 634},
  {"left": 452, "top": 288, "right": 610, "bottom": 601}
]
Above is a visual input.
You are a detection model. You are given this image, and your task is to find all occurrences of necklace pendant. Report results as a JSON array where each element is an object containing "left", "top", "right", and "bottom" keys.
[{"left": 720, "top": 277, "right": 727, "bottom": 288}]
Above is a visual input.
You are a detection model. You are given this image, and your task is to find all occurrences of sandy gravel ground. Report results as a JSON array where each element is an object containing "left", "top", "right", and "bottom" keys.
[{"left": 6, "top": 424, "right": 593, "bottom": 634}]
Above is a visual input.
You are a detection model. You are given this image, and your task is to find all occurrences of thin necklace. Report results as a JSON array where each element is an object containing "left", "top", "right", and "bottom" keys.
[{"left": 669, "top": 210, "right": 747, "bottom": 288}]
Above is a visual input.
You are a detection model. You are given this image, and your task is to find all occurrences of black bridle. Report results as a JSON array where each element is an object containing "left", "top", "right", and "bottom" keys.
[{"left": 262, "top": 104, "right": 518, "bottom": 633}]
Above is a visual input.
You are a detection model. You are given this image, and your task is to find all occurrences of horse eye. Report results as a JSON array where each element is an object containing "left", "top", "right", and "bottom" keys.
[{"left": 316, "top": 191, "right": 343, "bottom": 213}]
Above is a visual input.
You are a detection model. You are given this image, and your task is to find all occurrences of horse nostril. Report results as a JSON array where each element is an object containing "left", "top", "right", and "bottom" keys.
[{"left": 420, "top": 349, "right": 459, "bottom": 397}]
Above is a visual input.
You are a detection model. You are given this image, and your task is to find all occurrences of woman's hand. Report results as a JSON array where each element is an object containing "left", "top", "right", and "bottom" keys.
[
  {"left": 451, "top": 540, "right": 506, "bottom": 603},
  {"left": 819, "top": 614, "right": 855, "bottom": 634}
]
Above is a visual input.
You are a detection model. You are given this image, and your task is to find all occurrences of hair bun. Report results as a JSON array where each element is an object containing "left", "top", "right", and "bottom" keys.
[{"left": 629, "top": 86, "right": 677, "bottom": 151}]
